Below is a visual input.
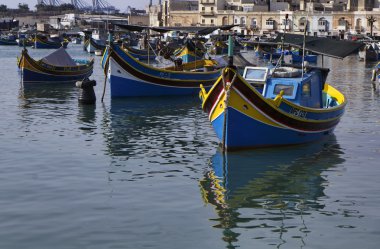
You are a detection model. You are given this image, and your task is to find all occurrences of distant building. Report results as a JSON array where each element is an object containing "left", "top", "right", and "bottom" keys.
[{"left": 0, "top": 18, "right": 19, "bottom": 30}]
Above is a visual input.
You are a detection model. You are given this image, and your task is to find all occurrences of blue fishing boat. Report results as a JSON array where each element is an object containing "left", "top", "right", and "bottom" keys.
[
  {"left": 34, "top": 35, "right": 67, "bottom": 49},
  {"left": 18, "top": 47, "right": 94, "bottom": 83},
  {"left": 210, "top": 40, "right": 228, "bottom": 55},
  {"left": 199, "top": 35, "right": 363, "bottom": 150},
  {"left": 17, "top": 38, "right": 33, "bottom": 47},
  {"left": 200, "top": 65, "right": 346, "bottom": 150},
  {"left": 72, "top": 37, "right": 82, "bottom": 44},
  {"left": 371, "top": 62, "right": 380, "bottom": 84},
  {"left": 263, "top": 49, "right": 317, "bottom": 63},
  {"left": 122, "top": 45, "right": 156, "bottom": 61},
  {"left": 86, "top": 37, "right": 106, "bottom": 53},
  {"left": 174, "top": 40, "right": 205, "bottom": 63},
  {"left": 0, "top": 36, "right": 18, "bottom": 45},
  {"left": 102, "top": 43, "right": 222, "bottom": 97},
  {"left": 122, "top": 45, "right": 154, "bottom": 55},
  {"left": 358, "top": 42, "right": 380, "bottom": 61}
]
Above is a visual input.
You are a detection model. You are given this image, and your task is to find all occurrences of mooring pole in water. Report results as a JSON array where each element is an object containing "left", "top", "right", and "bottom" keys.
[{"left": 76, "top": 78, "right": 97, "bottom": 105}]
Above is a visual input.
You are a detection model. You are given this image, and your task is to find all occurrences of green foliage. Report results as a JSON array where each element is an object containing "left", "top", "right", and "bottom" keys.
[
  {"left": 18, "top": 3, "right": 29, "bottom": 11},
  {"left": 35, "top": 3, "right": 75, "bottom": 12},
  {"left": 0, "top": 4, "right": 7, "bottom": 12}
]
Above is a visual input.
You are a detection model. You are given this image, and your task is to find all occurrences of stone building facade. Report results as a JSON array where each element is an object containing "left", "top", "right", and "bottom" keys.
[{"left": 149, "top": 0, "right": 380, "bottom": 36}]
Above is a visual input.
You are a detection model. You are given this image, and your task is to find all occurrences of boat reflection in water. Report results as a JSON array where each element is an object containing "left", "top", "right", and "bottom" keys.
[
  {"left": 200, "top": 137, "right": 345, "bottom": 248},
  {"left": 18, "top": 83, "right": 77, "bottom": 106},
  {"left": 104, "top": 96, "right": 210, "bottom": 158}
]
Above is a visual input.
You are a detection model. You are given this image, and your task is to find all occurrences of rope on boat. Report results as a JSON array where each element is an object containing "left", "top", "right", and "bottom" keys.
[
  {"left": 221, "top": 68, "right": 238, "bottom": 152},
  {"left": 101, "top": 50, "right": 110, "bottom": 103}
]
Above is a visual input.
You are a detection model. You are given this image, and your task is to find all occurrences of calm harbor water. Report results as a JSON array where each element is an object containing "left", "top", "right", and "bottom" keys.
[{"left": 0, "top": 44, "right": 379, "bottom": 249}]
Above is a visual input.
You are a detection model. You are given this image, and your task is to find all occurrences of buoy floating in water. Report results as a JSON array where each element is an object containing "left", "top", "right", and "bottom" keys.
[{"left": 76, "top": 78, "right": 96, "bottom": 104}]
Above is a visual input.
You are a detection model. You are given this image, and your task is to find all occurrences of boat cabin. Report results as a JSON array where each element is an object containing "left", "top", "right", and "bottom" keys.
[{"left": 243, "top": 66, "right": 325, "bottom": 108}]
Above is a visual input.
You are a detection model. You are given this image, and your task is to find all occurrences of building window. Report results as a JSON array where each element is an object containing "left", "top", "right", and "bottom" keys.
[
  {"left": 202, "top": 7, "right": 205, "bottom": 11},
  {"left": 202, "top": 19, "right": 205, "bottom": 24},
  {"left": 211, "top": 7, "right": 214, "bottom": 11},
  {"left": 266, "top": 19, "right": 274, "bottom": 25},
  {"left": 318, "top": 20, "right": 326, "bottom": 26},
  {"left": 211, "top": 19, "right": 214, "bottom": 24}
]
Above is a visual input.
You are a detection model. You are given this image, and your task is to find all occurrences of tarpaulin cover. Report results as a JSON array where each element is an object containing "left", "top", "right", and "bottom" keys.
[{"left": 41, "top": 47, "right": 77, "bottom": 67}]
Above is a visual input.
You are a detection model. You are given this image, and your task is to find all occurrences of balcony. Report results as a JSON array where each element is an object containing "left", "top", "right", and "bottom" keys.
[
  {"left": 200, "top": 0, "right": 215, "bottom": 4},
  {"left": 239, "top": 24, "right": 246, "bottom": 28},
  {"left": 200, "top": 11, "right": 215, "bottom": 16},
  {"left": 318, "top": 25, "right": 326, "bottom": 31}
]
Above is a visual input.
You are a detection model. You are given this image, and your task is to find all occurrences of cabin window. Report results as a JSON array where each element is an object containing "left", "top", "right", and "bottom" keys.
[
  {"left": 274, "top": 84, "right": 294, "bottom": 96},
  {"left": 244, "top": 68, "right": 268, "bottom": 81},
  {"left": 302, "top": 81, "right": 311, "bottom": 96}
]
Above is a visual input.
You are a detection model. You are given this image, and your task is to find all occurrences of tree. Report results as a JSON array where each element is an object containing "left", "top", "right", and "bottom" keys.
[
  {"left": 0, "top": 4, "right": 7, "bottom": 12},
  {"left": 367, "top": 16, "right": 377, "bottom": 37},
  {"left": 59, "top": 4, "right": 75, "bottom": 11},
  {"left": 18, "top": 3, "right": 29, "bottom": 12}
]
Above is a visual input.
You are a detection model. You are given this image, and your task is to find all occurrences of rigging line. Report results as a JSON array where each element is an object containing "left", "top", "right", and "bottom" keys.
[{"left": 301, "top": 0, "right": 312, "bottom": 79}]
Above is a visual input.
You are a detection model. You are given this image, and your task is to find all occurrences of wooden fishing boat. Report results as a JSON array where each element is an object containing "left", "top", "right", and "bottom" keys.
[
  {"left": 0, "top": 37, "right": 18, "bottom": 45},
  {"left": 86, "top": 37, "right": 106, "bottom": 53},
  {"left": 34, "top": 35, "right": 67, "bottom": 49},
  {"left": 358, "top": 42, "right": 380, "bottom": 61},
  {"left": 17, "top": 38, "right": 33, "bottom": 47},
  {"left": 198, "top": 32, "right": 366, "bottom": 150},
  {"left": 210, "top": 40, "right": 228, "bottom": 55},
  {"left": 83, "top": 37, "right": 89, "bottom": 51},
  {"left": 262, "top": 49, "right": 317, "bottom": 63},
  {"left": 102, "top": 43, "right": 222, "bottom": 97},
  {"left": 122, "top": 45, "right": 154, "bottom": 55},
  {"left": 121, "top": 45, "right": 156, "bottom": 61},
  {"left": 72, "top": 37, "right": 82, "bottom": 44},
  {"left": 18, "top": 47, "right": 94, "bottom": 83},
  {"left": 200, "top": 64, "right": 346, "bottom": 150},
  {"left": 122, "top": 48, "right": 156, "bottom": 61},
  {"left": 174, "top": 40, "right": 205, "bottom": 63},
  {"left": 94, "top": 49, "right": 103, "bottom": 56}
]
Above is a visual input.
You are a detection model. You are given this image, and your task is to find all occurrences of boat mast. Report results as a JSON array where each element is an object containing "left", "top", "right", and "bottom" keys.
[{"left": 301, "top": 0, "right": 312, "bottom": 78}]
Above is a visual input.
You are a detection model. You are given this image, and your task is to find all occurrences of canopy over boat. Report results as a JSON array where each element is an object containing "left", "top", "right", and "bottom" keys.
[
  {"left": 245, "top": 34, "right": 365, "bottom": 59},
  {"left": 41, "top": 47, "right": 77, "bottom": 67},
  {"left": 113, "top": 23, "right": 236, "bottom": 35},
  {"left": 212, "top": 53, "right": 255, "bottom": 69}
]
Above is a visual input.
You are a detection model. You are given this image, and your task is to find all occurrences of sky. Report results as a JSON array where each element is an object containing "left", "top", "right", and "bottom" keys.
[{"left": 1, "top": 0, "right": 149, "bottom": 11}]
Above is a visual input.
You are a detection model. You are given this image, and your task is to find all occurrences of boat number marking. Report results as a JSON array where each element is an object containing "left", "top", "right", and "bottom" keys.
[
  {"left": 159, "top": 72, "right": 171, "bottom": 79},
  {"left": 289, "top": 108, "right": 307, "bottom": 118}
]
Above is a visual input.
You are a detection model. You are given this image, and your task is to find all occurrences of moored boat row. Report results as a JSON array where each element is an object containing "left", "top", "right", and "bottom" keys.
[{"left": 15, "top": 28, "right": 365, "bottom": 151}]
